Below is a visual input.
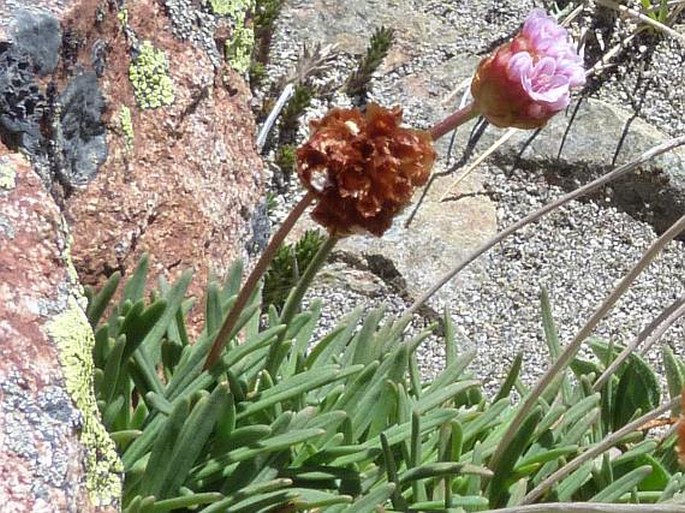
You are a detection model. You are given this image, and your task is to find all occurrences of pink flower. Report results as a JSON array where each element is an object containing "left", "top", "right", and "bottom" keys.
[{"left": 471, "top": 9, "right": 585, "bottom": 129}]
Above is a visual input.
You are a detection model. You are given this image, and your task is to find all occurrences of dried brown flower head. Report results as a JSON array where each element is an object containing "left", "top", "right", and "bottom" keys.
[{"left": 296, "top": 103, "right": 435, "bottom": 236}]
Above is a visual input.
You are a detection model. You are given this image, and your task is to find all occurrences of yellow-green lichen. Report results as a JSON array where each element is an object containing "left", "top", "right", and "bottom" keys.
[
  {"left": 0, "top": 163, "right": 16, "bottom": 190},
  {"left": 118, "top": 106, "right": 134, "bottom": 150},
  {"left": 209, "top": 0, "right": 252, "bottom": 18},
  {"left": 226, "top": 24, "right": 255, "bottom": 74},
  {"left": 129, "top": 40, "right": 175, "bottom": 109},
  {"left": 45, "top": 297, "right": 123, "bottom": 507}
]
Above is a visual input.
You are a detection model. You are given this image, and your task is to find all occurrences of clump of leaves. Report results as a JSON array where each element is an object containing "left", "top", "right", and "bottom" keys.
[
  {"left": 275, "top": 144, "right": 296, "bottom": 177},
  {"left": 346, "top": 26, "right": 395, "bottom": 99},
  {"left": 263, "top": 229, "right": 326, "bottom": 310},
  {"left": 86, "top": 255, "right": 685, "bottom": 513},
  {"left": 253, "top": 0, "right": 285, "bottom": 67}
]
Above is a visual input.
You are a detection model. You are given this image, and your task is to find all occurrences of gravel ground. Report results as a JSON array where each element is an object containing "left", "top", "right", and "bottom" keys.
[{"left": 257, "top": 0, "right": 685, "bottom": 395}]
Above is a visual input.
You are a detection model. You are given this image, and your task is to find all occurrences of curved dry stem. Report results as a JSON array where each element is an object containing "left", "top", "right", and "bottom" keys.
[
  {"left": 639, "top": 299, "right": 685, "bottom": 356},
  {"left": 203, "top": 191, "right": 316, "bottom": 370},
  {"left": 404, "top": 135, "right": 685, "bottom": 317},
  {"left": 521, "top": 397, "right": 678, "bottom": 504},
  {"left": 483, "top": 502, "right": 685, "bottom": 513},
  {"left": 593, "top": 295, "right": 685, "bottom": 390},
  {"left": 490, "top": 212, "right": 685, "bottom": 493}
]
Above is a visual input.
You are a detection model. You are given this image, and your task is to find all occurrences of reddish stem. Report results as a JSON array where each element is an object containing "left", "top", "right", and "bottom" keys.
[
  {"left": 430, "top": 102, "right": 479, "bottom": 141},
  {"left": 203, "top": 191, "right": 316, "bottom": 370}
]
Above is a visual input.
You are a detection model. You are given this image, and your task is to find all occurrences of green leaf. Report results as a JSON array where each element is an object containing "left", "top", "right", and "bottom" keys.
[
  {"left": 489, "top": 406, "right": 543, "bottom": 508},
  {"left": 346, "top": 483, "right": 395, "bottom": 513},
  {"left": 194, "top": 428, "right": 325, "bottom": 480},
  {"left": 141, "top": 396, "right": 190, "bottom": 497},
  {"left": 123, "top": 254, "right": 149, "bottom": 303},
  {"left": 663, "top": 346, "right": 685, "bottom": 415},
  {"left": 415, "top": 380, "right": 480, "bottom": 414},
  {"left": 148, "top": 492, "right": 223, "bottom": 512},
  {"left": 590, "top": 465, "right": 653, "bottom": 502},
  {"left": 494, "top": 353, "right": 523, "bottom": 403},
  {"left": 87, "top": 271, "right": 121, "bottom": 327},
  {"left": 305, "top": 307, "right": 362, "bottom": 369},
  {"left": 236, "top": 365, "right": 363, "bottom": 421},
  {"left": 120, "top": 300, "right": 167, "bottom": 362},
  {"left": 400, "top": 462, "right": 491, "bottom": 484},
  {"left": 157, "top": 383, "right": 230, "bottom": 498},
  {"left": 99, "top": 335, "right": 127, "bottom": 404},
  {"left": 612, "top": 355, "right": 660, "bottom": 430}
]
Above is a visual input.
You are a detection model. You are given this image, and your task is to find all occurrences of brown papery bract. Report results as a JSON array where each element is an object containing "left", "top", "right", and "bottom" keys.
[{"left": 296, "top": 103, "right": 435, "bottom": 236}]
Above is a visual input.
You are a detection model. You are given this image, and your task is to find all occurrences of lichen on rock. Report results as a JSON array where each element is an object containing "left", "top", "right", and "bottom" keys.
[
  {"left": 209, "top": 0, "right": 253, "bottom": 18},
  {"left": 0, "top": 160, "right": 16, "bottom": 190},
  {"left": 118, "top": 105, "right": 134, "bottom": 150},
  {"left": 226, "top": 23, "right": 255, "bottom": 74},
  {"left": 45, "top": 296, "right": 123, "bottom": 508},
  {"left": 129, "top": 40, "right": 175, "bottom": 109}
]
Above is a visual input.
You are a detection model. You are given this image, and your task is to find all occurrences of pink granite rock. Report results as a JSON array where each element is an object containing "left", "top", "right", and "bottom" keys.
[{"left": 0, "top": 145, "right": 121, "bottom": 512}]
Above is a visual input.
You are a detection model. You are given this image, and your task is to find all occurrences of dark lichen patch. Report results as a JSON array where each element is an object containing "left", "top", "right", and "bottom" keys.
[
  {"left": 0, "top": 9, "right": 108, "bottom": 193},
  {"left": 0, "top": 41, "right": 46, "bottom": 156},
  {"left": 57, "top": 73, "right": 108, "bottom": 186},
  {"left": 11, "top": 9, "right": 61, "bottom": 76}
]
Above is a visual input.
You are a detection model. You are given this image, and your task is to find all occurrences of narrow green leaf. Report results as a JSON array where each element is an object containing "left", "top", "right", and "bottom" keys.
[
  {"left": 141, "top": 396, "right": 190, "bottom": 497},
  {"left": 494, "top": 352, "right": 523, "bottom": 403},
  {"left": 489, "top": 406, "right": 544, "bottom": 508},
  {"left": 236, "top": 365, "right": 363, "bottom": 421},
  {"left": 612, "top": 355, "right": 660, "bottom": 430},
  {"left": 87, "top": 271, "right": 121, "bottom": 327},
  {"left": 416, "top": 380, "right": 480, "bottom": 414},
  {"left": 346, "top": 483, "right": 395, "bottom": 513},
  {"left": 193, "top": 428, "right": 325, "bottom": 480},
  {"left": 149, "top": 492, "right": 223, "bottom": 512},
  {"left": 123, "top": 254, "right": 149, "bottom": 303},
  {"left": 663, "top": 346, "right": 685, "bottom": 415},
  {"left": 158, "top": 383, "right": 230, "bottom": 498},
  {"left": 590, "top": 465, "right": 652, "bottom": 502}
]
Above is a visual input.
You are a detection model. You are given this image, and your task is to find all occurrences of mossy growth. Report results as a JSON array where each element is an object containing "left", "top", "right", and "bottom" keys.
[
  {"left": 118, "top": 105, "right": 134, "bottom": 150},
  {"left": 129, "top": 40, "right": 175, "bottom": 109},
  {"left": 226, "top": 24, "right": 255, "bottom": 74}
]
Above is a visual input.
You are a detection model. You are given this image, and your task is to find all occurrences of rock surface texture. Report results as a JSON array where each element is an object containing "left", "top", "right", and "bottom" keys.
[
  {"left": 0, "top": 145, "right": 121, "bottom": 512},
  {"left": 1, "top": 0, "right": 264, "bottom": 315},
  {"left": 264, "top": 0, "right": 685, "bottom": 390}
]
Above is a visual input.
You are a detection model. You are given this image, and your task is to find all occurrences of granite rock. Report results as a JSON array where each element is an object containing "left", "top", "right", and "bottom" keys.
[
  {"left": 0, "top": 0, "right": 264, "bottom": 327},
  {"left": 0, "top": 144, "right": 121, "bottom": 512}
]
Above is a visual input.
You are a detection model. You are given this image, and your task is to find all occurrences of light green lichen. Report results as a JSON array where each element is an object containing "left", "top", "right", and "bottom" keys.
[
  {"left": 209, "top": 0, "right": 252, "bottom": 18},
  {"left": 45, "top": 297, "right": 123, "bottom": 507},
  {"left": 129, "top": 40, "right": 175, "bottom": 109},
  {"left": 226, "top": 24, "right": 255, "bottom": 74},
  {"left": 118, "top": 106, "right": 134, "bottom": 150},
  {"left": 0, "top": 163, "right": 16, "bottom": 190}
]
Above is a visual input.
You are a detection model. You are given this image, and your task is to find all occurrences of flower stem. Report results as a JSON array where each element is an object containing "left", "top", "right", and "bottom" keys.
[
  {"left": 278, "top": 233, "right": 339, "bottom": 329},
  {"left": 430, "top": 103, "right": 479, "bottom": 141},
  {"left": 203, "top": 191, "right": 316, "bottom": 370}
]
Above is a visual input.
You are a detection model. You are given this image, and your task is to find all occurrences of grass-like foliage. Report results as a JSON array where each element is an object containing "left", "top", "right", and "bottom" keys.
[
  {"left": 263, "top": 229, "right": 326, "bottom": 311},
  {"left": 85, "top": 255, "right": 685, "bottom": 512},
  {"left": 346, "top": 26, "right": 395, "bottom": 99}
]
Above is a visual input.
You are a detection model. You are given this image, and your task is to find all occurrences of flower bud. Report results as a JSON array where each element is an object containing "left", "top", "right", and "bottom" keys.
[
  {"left": 296, "top": 103, "right": 435, "bottom": 236},
  {"left": 471, "top": 9, "right": 585, "bottom": 129}
]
